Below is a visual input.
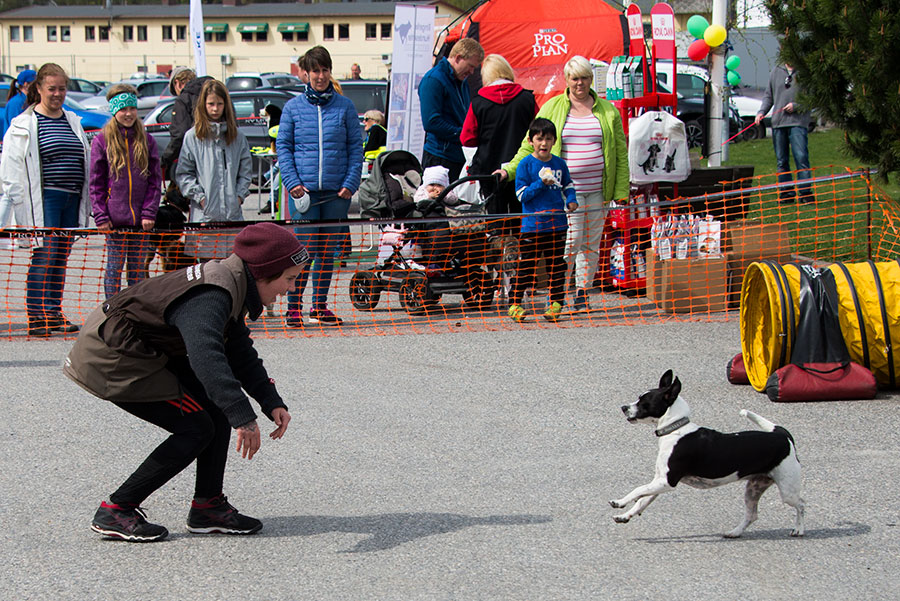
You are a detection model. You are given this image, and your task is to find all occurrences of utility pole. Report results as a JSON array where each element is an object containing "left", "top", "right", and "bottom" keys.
[{"left": 708, "top": 0, "right": 727, "bottom": 166}]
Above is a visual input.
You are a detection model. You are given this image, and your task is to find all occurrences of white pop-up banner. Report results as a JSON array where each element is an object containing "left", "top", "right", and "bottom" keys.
[
  {"left": 189, "top": 0, "right": 207, "bottom": 76},
  {"left": 385, "top": 4, "right": 435, "bottom": 158}
]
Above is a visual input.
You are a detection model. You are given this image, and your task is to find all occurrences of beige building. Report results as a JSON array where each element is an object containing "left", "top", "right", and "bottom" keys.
[{"left": 0, "top": 1, "right": 462, "bottom": 83}]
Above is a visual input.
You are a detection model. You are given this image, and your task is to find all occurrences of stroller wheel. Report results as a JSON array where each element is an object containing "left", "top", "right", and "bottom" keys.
[
  {"left": 399, "top": 271, "right": 440, "bottom": 315},
  {"left": 349, "top": 270, "right": 382, "bottom": 310}
]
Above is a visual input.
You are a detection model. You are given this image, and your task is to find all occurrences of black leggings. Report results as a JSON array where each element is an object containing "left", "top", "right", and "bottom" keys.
[
  {"left": 510, "top": 230, "right": 567, "bottom": 306},
  {"left": 109, "top": 364, "right": 231, "bottom": 506}
]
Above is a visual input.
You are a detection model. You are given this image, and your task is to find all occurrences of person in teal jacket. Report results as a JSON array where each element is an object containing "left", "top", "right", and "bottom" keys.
[{"left": 501, "top": 56, "right": 629, "bottom": 312}]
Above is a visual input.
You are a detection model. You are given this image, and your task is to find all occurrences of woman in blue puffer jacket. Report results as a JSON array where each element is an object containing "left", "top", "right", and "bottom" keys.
[{"left": 276, "top": 45, "right": 362, "bottom": 327}]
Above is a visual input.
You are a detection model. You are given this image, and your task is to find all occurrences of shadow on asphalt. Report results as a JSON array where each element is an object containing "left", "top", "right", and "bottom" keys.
[
  {"left": 259, "top": 512, "right": 553, "bottom": 552},
  {"left": 634, "top": 521, "right": 871, "bottom": 543}
]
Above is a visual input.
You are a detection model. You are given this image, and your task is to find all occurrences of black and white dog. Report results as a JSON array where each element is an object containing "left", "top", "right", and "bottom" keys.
[{"left": 609, "top": 370, "right": 805, "bottom": 537}]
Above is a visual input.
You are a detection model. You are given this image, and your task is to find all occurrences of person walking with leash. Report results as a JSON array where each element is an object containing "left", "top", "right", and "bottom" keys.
[{"left": 64, "top": 222, "right": 308, "bottom": 542}]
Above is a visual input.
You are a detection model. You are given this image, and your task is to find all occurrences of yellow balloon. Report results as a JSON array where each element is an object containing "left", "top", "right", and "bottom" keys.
[{"left": 704, "top": 24, "right": 727, "bottom": 47}]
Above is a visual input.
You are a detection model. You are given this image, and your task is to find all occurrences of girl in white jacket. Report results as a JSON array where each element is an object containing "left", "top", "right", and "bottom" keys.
[
  {"left": 175, "top": 79, "right": 251, "bottom": 259},
  {"left": 0, "top": 63, "right": 91, "bottom": 337}
]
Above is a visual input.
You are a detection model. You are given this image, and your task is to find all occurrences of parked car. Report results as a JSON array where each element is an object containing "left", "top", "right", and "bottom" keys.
[
  {"left": 0, "top": 82, "right": 111, "bottom": 132},
  {"left": 143, "top": 88, "right": 299, "bottom": 179},
  {"left": 0, "top": 73, "right": 14, "bottom": 84},
  {"left": 226, "top": 72, "right": 303, "bottom": 92},
  {"left": 80, "top": 78, "right": 170, "bottom": 117},
  {"left": 66, "top": 77, "right": 104, "bottom": 102},
  {"left": 338, "top": 79, "right": 387, "bottom": 124},
  {"left": 675, "top": 93, "right": 743, "bottom": 150}
]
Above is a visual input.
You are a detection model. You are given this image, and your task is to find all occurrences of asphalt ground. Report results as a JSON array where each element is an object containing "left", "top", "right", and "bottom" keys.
[{"left": 2, "top": 319, "right": 899, "bottom": 600}]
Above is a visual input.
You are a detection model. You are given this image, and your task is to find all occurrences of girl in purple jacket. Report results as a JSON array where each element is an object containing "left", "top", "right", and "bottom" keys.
[{"left": 90, "top": 84, "right": 162, "bottom": 298}]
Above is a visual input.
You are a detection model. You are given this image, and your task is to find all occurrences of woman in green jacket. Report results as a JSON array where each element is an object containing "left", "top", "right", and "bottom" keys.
[{"left": 502, "top": 56, "right": 629, "bottom": 311}]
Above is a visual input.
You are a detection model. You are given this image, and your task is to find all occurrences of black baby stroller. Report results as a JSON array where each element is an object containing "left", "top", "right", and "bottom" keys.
[{"left": 352, "top": 150, "right": 504, "bottom": 315}]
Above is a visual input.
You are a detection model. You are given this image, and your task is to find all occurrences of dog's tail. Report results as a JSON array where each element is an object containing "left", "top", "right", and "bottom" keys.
[{"left": 739, "top": 409, "right": 777, "bottom": 432}]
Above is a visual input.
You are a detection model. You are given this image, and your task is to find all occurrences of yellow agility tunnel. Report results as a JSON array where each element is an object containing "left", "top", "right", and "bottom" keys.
[{"left": 740, "top": 260, "right": 900, "bottom": 391}]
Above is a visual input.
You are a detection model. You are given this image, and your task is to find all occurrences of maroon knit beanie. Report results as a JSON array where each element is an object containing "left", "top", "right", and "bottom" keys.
[{"left": 233, "top": 222, "right": 309, "bottom": 280}]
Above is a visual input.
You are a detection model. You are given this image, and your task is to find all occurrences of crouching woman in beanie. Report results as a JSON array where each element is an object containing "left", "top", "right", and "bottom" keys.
[{"left": 64, "top": 222, "right": 308, "bottom": 542}]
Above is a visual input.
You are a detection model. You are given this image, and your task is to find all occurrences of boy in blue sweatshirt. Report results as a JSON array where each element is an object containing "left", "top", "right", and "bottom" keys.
[{"left": 509, "top": 118, "right": 578, "bottom": 322}]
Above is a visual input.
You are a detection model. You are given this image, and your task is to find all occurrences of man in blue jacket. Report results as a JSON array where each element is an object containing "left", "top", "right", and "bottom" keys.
[{"left": 417, "top": 38, "right": 484, "bottom": 180}]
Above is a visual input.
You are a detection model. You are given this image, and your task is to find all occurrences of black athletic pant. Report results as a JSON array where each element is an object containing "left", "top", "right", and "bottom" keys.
[
  {"left": 510, "top": 230, "right": 567, "bottom": 306},
  {"left": 109, "top": 360, "right": 231, "bottom": 506}
]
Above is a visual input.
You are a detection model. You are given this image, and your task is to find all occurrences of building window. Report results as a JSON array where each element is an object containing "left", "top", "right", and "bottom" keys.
[
  {"left": 365, "top": 23, "right": 376, "bottom": 40},
  {"left": 381, "top": 22, "right": 391, "bottom": 39},
  {"left": 123, "top": 25, "right": 133, "bottom": 42},
  {"left": 338, "top": 23, "right": 349, "bottom": 41},
  {"left": 85, "top": 26, "right": 95, "bottom": 41},
  {"left": 99, "top": 25, "right": 110, "bottom": 41},
  {"left": 241, "top": 31, "right": 253, "bottom": 42},
  {"left": 281, "top": 31, "right": 293, "bottom": 42},
  {"left": 162, "top": 25, "right": 172, "bottom": 41},
  {"left": 323, "top": 23, "right": 334, "bottom": 41},
  {"left": 216, "top": 31, "right": 226, "bottom": 42},
  {"left": 256, "top": 30, "right": 267, "bottom": 42},
  {"left": 47, "top": 25, "right": 57, "bottom": 42},
  {"left": 23, "top": 25, "right": 33, "bottom": 42},
  {"left": 205, "top": 32, "right": 214, "bottom": 42},
  {"left": 9, "top": 26, "right": 19, "bottom": 42},
  {"left": 297, "top": 30, "right": 308, "bottom": 42},
  {"left": 176, "top": 25, "right": 187, "bottom": 41},
  {"left": 137, "top": 25, "right": 147, "bottom": 42},
  {"left": 61, "top": 25, "right": 71, "bottom": 42}
]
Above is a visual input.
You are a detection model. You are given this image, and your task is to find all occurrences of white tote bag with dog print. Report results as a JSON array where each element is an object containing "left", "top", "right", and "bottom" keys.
[{"left": 628, "top": 111, "right": 691, "bottom": 184}]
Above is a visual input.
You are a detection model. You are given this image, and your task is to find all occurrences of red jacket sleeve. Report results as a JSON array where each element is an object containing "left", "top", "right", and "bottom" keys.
[{"left": 460, "top": 106, "right": 479, "bottom": 147}]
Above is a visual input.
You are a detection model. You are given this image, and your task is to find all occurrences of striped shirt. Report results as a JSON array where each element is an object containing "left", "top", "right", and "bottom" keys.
[
  {"left": 561, "top": 115, "right": 605, "bottom": 193},
  {"left": 36, "top": 112, "right": 85, "bottom": 193}
]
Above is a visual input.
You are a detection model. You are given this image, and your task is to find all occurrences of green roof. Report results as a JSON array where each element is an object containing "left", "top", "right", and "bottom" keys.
[
  {"left": 276, "top": 22, "right": 309, "bottom": 33},
  {"left": 204, "top": 23, "right": 228, "bottom": 33},
  {"left": 236, "top": 23, "right": 269, "bottom": 33}
]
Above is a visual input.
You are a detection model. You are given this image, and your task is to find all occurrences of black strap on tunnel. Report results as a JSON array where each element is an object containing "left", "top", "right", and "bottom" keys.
[
  {"left": 835, "top": 262, "right": 869, "bottom": 369},
  {"left": 867, "top": 260, "right": 895, "bottom": 388},
  {"left": 772, "top": 261, "right": 797, "bottom": 364},
  {"left": 790, "top": 264, "right": 850, "bottom": 365},
  {"left": 762, "top": 260, "right": 791, "bottom": 368}
]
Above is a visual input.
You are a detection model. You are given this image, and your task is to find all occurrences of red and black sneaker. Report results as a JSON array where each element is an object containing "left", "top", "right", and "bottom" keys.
[
  {"left": 91, "top": 501, "right": 168, "bottom": 542},
  {"left": 186, "top": 494, "right": 262, "bottom": 535}
]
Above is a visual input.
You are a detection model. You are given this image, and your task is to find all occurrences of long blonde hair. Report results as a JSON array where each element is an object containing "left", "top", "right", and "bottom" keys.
[
  {"left": 101, "top": 83, "right": 151, "bottom": 178},
  {"left": 193, "top": 79, "right": 237, "bottom": 144}
]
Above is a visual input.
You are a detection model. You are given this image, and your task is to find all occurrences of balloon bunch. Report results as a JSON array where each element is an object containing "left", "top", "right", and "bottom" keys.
[
  {"left": 725, "top": 55, "right": 741, "bottom": 86},
  {"left": 686, "top": 15, "right": 726, "bottom": 62}
]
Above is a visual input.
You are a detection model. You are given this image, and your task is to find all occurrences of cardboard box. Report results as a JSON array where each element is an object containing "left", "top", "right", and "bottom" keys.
[
  {"left": 646, "top": 250, "right": 728, "bottom": 314},
  {"left": 722, "top": 219, "right": 792, "bottom": 258},
  {"left": 722, "top": 220, "right": 793, "bottom": 308}
]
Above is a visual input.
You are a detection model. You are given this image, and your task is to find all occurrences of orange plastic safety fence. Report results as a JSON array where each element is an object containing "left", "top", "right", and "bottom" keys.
[{"left": 1, "top": 166, "right": 896, "bottom": 339}]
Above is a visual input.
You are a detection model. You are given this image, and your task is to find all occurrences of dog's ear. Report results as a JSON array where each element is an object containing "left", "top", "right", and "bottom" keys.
[
  {"left": 669, "top": 376, "right": 681, "bottom": 400},
  {"left": 659, "top": 369, "right": 674, "bottom": 389}
]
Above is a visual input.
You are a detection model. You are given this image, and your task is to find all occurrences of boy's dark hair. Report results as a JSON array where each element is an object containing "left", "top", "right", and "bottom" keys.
[{"left": 528, "top": 117, "right": 556, "bottom": 141}]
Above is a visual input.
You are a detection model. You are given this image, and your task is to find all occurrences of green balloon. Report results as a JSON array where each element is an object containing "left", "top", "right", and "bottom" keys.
[
  {"left": 725, "top": 55, "right": 741, "bottom": 70},
  {"left": 726, "top": 70, "right": 742, "bottom": 86},
  {"left": 687, "top": 15, "right": 709, "bottom": 40}
]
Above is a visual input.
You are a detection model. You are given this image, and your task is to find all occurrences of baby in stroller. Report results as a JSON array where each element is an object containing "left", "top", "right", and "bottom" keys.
[{"left": 353, "top": 151, "right": 497, "bottom": 315}]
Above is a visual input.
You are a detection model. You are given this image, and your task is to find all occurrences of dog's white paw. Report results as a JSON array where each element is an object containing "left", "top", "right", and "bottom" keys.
[
  {"left": 723, "top": 529, "right": 743, "bottom": 539},
  {"left": 609, "top": 499, "right": 624, "bottom": 509},
  {"left": 739, "top": 409, "right": 749, "bottom": 418},
  {"left": 790, "top": 528, "right": 804, "bottom": 537},
  {"left": 613, "top": 514, "right": 631, "bottom": 524}
]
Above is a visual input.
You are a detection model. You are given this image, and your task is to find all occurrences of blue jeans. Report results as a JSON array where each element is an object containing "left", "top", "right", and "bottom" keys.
[
  {"left": 105, "top": 231, "right": 148, "bottom": 299},
  {"left": 772, "top": 126, "right": 813, "bottom": 200},
  {"left": 26, "top": 189, "right": 80, "bottom": 318},
  {"left": 287, "top": 190, "right": 351, "bottom": 312}
]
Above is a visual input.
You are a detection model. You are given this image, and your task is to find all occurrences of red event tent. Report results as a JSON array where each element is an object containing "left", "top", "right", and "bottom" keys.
[{"left": 441, "top": 0, "right": 628, "bottom": 105}]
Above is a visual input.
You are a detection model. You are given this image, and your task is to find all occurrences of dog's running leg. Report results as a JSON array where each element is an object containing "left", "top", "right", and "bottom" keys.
[
  {"left": 724, "top": 475, "right": 773, "bottom": 538},
  {"left": 610, "top": 479, "right": 673, "bottom": 516},
  {"left": 771, "top": 456, "right": 805, "bottom": 537},
  {"left": 613, "top": 494, "right": 658, "bottom": 523}
]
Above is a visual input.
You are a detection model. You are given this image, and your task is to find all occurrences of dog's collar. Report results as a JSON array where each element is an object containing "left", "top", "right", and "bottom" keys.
[{"left": 655, "top": 417, "right": 690, "bottom": 437}]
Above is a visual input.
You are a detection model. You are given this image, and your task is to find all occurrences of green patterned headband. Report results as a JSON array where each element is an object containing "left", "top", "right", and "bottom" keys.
[{"left": 109, "top": 92, "right": 138, "bottom": 115}]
